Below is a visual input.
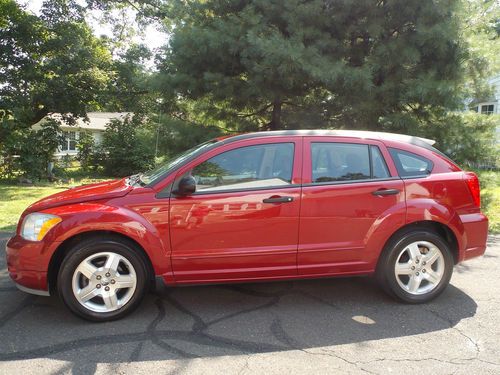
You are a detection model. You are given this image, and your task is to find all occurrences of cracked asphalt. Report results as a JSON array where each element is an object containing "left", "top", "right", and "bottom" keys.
[{"left": 0, "top": 232, "right": 499, "bottom": 375}]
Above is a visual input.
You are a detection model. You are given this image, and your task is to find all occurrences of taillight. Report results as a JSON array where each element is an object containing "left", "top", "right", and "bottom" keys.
[{"left": 464, "top": 172, "right": 481, "bottom": 208}]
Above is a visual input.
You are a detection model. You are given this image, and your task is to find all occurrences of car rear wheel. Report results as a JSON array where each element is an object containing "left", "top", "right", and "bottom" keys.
[
  {"left": 377, "top": 230, "right": 454, "bottom": 303},
  {"left": 57, "top": 237, "right": 149, "bottom": 321}
]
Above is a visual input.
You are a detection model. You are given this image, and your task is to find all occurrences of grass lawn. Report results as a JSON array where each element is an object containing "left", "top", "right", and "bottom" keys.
[{"left": 0, "top": 172, "right": 499, "bottom": 233}]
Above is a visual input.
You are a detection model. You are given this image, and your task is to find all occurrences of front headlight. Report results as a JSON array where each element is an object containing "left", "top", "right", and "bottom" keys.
[{"left": 21, "top": 213, "right": 62, "bottom": 241}]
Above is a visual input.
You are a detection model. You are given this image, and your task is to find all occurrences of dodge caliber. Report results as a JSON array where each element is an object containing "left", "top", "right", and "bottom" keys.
[{"left": 6, "top": 130, "right": 489, "bottom": 321}]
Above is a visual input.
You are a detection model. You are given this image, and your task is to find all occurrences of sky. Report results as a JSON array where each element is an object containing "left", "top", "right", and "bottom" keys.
[{"left": 18, "top": 0, "right": 168, "bottom": 52}]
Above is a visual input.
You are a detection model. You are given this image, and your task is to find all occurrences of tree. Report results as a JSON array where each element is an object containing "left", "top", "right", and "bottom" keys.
[
  {"left": 160, "top": 0, "right": 465, "bottom": 131},
  {"left": 76, "top": 131, "right": 96, "bottom": 171},
  {"left": 103, "top": 44, "right": 157, "bottom": 114},
  {"left": 0, "top": 0, "right": 113, "bottom": 128},
  {"left": 13, "top": 120, "right": 62, "bottom": 180},
  {"left": 459, "top": 0, "right": 500, "bottom": 103},
  {"left": 101, "top": 115, "right": 155, "bottom": 176},
  {"left": 0, "top": 0, "right": 116, "bottom": 178}
]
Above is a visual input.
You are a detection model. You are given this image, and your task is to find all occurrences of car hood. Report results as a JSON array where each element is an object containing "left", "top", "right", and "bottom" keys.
[{"left": 26, "top": 179, "right": 133, "bottom": 213}]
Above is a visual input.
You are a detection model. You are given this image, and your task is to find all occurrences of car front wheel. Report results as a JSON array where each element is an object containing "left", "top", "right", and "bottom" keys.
[
  {"left": 377, "top": 231, "right": 454, "bottom": 303},
  {"left": 57, "top": 237, "right": 149, "bottom": 321}
]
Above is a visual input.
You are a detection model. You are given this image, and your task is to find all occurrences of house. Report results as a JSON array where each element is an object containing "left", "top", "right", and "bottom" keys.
[
  {"left": 466, "top": 74, "right": 500, "bottom": 145},
  {"left": 33, "top": 112, "right": 131, "bottom": 158},
  {"left": 469, "top": 74, "right": 500, "bottom": 115}
]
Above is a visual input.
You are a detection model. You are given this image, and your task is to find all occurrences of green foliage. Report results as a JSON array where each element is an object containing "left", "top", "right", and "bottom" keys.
[
  {"left": 154, "top": 115, "right": 223, "bottom": 158},
  {"left": 103, "top": 44, "right": 157, "bottom": 114},
  {"left": 428, "top": 113, "right": 499, "bottom": 167},
  {"left": 101, "top": 115, "right": 155, "bottom": 176},
  {"left": 15, "top": 120, "right": 62, "bottom": 180},
  {"left": 0, "top": 0, "right": 153, "bottom": 179},
  {"left": 161, "top": 0, "right": 466, "bottom": 130},
  {"left": 380, "top": 111, "right": 499, "bottom": 167},
  {"left": 57, "top": 153, "right": 74, "bottom": 169},
  {"left": 476, "top": 170, "right": 500, "bottom": 233},
  {"left": 0, "top": 0, "right": 113, "bottom": 127},
  {"left": 76, "top": 131, "right": 95, "bottom": 171},
  {"left": 459, "top": 0, "right": 500, "bottom": 101},
  {"left": 1, "top": 0, "right": 499, "bottom": 180}
]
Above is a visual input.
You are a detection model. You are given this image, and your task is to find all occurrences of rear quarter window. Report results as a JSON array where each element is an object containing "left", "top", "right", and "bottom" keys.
[{"left": 389, "top": 148, "right": 433, "bottom": 177}]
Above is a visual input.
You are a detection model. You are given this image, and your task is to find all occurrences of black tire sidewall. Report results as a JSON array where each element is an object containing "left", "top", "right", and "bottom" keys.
[
  {"left": 57, "top": 238, "right": 149, "bottom": 322},
  {"left": 380, "top": 231, "right": 454, "bottom": 303}
]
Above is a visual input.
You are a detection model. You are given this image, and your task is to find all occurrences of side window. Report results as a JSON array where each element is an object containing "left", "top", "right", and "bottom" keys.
[
  {"left": 389, "top": 148, "right": 433, "bottom": 177},
  {"left": 371, "top": 146, "right": 390, "bottom": 179},
  {"left": 311, "top": 143, "right": 370, "bottom": 182},
  {"left": 190, "top": 143, "right": 294, "bottom": 192}
]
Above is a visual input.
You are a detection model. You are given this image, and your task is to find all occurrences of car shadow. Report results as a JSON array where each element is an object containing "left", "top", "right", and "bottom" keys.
[{"left": 0, "top": 270, "right": 477, "bottom": 374}]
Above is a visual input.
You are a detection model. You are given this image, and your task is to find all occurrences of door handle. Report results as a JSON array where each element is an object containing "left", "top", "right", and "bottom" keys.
[
  {"left": 263, "top": 196, "right": 294, "bottom": 203},
  {"left": 372, "top": 188, "right": 400, "bottom": 196}
]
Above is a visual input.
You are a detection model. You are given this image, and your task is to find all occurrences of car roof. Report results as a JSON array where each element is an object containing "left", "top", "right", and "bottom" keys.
[{"left": 219, "top": 130, "right": 436, "bottom": 149}]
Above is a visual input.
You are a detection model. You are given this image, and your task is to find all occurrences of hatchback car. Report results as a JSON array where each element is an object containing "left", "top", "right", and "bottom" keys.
[{"left": 6, "top": 130, "right": 488, "bottom": 321}]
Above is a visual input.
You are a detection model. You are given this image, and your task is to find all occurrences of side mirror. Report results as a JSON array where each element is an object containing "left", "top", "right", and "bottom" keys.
[{"left": 174, "top": 176, "right": 196, "bottom": 196}]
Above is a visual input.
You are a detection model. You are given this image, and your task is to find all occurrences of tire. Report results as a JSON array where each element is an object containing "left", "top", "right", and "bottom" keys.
[
  {"left": 57, "top": 236, "right": 149, "bottom": 322},
  {"left": 376, "top": 230, "right": 454, "bottom": 303}
]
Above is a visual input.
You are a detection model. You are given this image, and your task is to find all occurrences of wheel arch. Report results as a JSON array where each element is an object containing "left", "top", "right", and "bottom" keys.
[
  {"left": 47, "top": 230, "right": 156, "bottom": 294},
  {"left": 377, "top": 220, "right": 459, "bottom": 270}
]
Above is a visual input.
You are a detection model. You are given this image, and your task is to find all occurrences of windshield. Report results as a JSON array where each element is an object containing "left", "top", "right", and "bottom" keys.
[{"left": 139, "top": 139, "right": 219, "bottom": 185}]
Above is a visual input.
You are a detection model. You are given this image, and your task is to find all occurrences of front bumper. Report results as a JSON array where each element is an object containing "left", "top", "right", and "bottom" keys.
[
  {"left": 459, "top": 212, "right": 489, "bottom": 262},
  {"left": 5, "top": 235, "right": 52, "bottom": 295}
]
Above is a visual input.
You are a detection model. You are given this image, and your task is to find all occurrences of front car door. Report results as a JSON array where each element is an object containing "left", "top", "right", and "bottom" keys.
[
  {"left": 298, "top": 137, "right": 406, "bottom": 276},
  {"left": 169, "top": 137, "right": 302, "bottom": 282}
]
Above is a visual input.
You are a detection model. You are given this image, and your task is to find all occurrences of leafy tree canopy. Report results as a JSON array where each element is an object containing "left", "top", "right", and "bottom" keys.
[
  {"left": 159, "top": 0, "right": 466, "bottom": 131},
  {"left": 0, "top": 0, "right": 113, "bottom": 127}
]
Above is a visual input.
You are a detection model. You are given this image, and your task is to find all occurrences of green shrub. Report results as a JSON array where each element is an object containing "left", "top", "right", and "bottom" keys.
[
  {"left": 76, "top": 131, "right": 96, "bottom": 171},
  {"left": 429, "top": 113, "right": 499, "bottom": 168},
  {"left": 381, "top": 112, "right": 499, "bottom": 168},
  {"left": 57, "top": 154, "right": 74, "bottom": 169},
  {"left": 15, "top": 120, "right": 62, "bottom": 180},
  {"left": 101, "top": 115, "right": 155, "bottom": 177}
]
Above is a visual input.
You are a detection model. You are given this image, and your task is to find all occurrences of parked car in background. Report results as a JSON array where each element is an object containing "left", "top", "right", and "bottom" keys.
[{"left": 6, "top": 130, "right": 488, "bottom": 321}]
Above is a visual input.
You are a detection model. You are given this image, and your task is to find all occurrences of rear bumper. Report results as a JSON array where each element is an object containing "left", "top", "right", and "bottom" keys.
[
  {"left": 5, "top": 235, "right": 51, "bottom": 294},
  {"left": 458, "top": 213, "right": 489, "bottom": 262}
]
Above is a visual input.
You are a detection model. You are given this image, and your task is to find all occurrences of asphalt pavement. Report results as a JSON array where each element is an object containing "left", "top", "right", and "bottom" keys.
[{"left": 0, "top": 232, "right": 499, "bottom": 374}]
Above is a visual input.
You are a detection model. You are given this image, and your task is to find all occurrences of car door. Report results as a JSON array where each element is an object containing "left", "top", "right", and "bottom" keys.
[
  {"left": 169, "top": 137, "right": 302, "bottom": 282},
  {"left": 298, "top": 137, "right": 405, "bottom": 275}
]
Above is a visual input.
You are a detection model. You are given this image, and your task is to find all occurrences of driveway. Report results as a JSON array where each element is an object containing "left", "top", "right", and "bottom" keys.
[{"left": 0, "top": 232, "right": 499, "bottom": 374}]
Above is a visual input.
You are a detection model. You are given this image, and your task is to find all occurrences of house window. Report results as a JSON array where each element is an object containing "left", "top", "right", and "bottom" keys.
[
  {"left": 480, "top": 104, "right": 495, "bottom": 115},
  {"left": 60, "top": 131, "right": 78, "bottom": 151}
]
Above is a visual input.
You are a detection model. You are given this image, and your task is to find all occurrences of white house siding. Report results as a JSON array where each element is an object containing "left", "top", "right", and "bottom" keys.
[
  {"left": 468, "top": 75, "right": 500, "bottom": 144},
  {"left": 54, "top": 128, "right": 104, "bottom": 158},
  {"left": 33, "top": 112, "right": 131, "bottom": 158}
]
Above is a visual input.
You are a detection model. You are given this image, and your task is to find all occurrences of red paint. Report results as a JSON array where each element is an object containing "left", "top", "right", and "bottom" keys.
[{"left": 6, "top": 131, "right": 489, "bottom": 294}]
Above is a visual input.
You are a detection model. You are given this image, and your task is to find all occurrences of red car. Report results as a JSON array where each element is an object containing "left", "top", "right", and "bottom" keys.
[{"left": 6, "top": 130, "right": 488, "bottom": 321}]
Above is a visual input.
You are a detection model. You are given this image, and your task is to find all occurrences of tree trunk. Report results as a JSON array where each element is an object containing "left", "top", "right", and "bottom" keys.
[{"left": 268, "top": 97, "right": 282, "bottom": 130}]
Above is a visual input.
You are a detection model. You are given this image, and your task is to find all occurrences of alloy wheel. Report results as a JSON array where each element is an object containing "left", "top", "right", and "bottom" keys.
[
  {"left": 71, "top": 252, "right": 137, "bottom": 313},
  {"left": 394, "top": 241, "right": 445, "bottom": 295}
]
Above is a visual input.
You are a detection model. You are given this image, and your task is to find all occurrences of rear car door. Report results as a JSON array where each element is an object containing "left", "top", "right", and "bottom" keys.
[
  {"left": 298, "top": 137, "right": 406, "bottom": 275},
  {"left": 169, "top": 137, "right": 302, "bottom": 282}
]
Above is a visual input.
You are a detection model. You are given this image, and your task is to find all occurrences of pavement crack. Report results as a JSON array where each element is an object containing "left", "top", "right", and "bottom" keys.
[{"left": 424, "top": 307, "right": 481, "bottom": 356}]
